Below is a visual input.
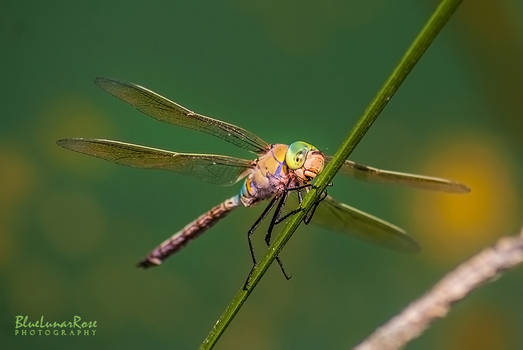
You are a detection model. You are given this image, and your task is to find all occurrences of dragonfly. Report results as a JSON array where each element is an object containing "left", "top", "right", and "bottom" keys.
[{"left": 57, "top": 78, "right": 470, "bottom": 287}]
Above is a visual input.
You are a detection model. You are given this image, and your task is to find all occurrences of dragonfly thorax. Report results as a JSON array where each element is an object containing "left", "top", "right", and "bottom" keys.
[{"left": 239, "top": 142, "right": 324, "bottom": 207}]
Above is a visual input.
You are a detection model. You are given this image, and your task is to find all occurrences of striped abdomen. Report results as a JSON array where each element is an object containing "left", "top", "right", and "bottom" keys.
[{"left": 138, "top": 195, "right": 240, "bottom": 268}]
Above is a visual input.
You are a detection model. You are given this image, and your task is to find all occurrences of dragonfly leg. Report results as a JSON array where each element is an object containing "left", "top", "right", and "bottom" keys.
[
  {"left": 264, "top": 191, "right": 292, "bottom": 281},
  {"left": 289, "top": 182, "right": 333, "bottom": 192},
  {"left": 275, "top": 257, "right": 292, "bottom": 280},
  {"left": 275, "top": 182, "right": 331, "bottom": 225},
  {"left": 297, "top": 189, "right": 303, "bottom": 204},
  {"left": 247, "top": 196, "right": 279, "bottom": 265},
  {"left": 274, "top": 207, "right": 302, "bottom": 224},
  {"left": 265, "top": 190, "right": 289, "bottom": 245},
  {"left": 272, "top": 184, "right": 308, "bottom": 223},
  {"left": 286, "top": 183, "right": 313, "bottom": 192},
  {"left": 243, "top": 196, "right": 279, "bottom": 290},
  {"left": 304, "top": 188, "right": 329, "bottom": 224}
]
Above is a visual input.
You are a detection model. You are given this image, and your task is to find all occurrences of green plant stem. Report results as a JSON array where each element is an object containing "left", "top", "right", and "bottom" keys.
[{"left": 199, "top": 0, "right": 462, "bottom": 349}]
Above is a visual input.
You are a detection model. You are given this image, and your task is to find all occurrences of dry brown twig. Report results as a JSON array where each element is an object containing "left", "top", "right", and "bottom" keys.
[{"left": 354, "top": 227, "right": 523, "bottom": 350}]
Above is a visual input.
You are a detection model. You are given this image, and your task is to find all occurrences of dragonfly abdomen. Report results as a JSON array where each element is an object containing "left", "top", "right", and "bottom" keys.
[{"left": 138, "top": 195, "right": 241, "bottom": 268}]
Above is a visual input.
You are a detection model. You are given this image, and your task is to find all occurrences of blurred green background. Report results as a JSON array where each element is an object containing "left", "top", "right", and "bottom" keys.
[{"left": 2, "top": 0, "right": 522, "bottom": 349}]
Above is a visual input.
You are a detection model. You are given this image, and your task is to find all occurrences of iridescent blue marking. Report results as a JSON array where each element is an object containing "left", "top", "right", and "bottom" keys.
[
  {"left": 269, "top": 148, "right": 285, "bottom": 178},
  {"left": 275, "top": 161, "right": 283, "bottom": 177},
  {"left": 240, "top": 182, "right": 247, "bottom": 197},
  {"left": 240, "top": 178, "right": 258, "bottom": 197}
]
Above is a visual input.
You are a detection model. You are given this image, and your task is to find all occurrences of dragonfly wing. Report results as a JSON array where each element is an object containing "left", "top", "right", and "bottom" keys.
[
  {"left": 57, "top": 138, "right": 253, "bottom": 185},
  {"left": 325, "top": 156, "right": 470, "bottom": 193},
  {"left": 309, "top": 195, "right": 420, "bottom": 253},
  {"left": 95, "top": 77, "right": 270, "bottom": 154}
]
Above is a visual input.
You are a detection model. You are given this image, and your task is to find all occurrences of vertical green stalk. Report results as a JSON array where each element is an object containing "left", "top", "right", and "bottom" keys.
[{"left": 199, "top": 0, "right": 462, "bottom": 349}]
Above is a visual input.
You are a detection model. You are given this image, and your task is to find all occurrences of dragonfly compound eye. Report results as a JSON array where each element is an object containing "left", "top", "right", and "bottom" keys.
[{"left": 286, "top": 141, "right": 313, "bottom": 170}]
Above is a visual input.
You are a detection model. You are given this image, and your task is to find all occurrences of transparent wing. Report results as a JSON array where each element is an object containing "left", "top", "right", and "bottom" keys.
[
  {"left": 305, "top": 195, "right": 420, "bottom": 253},
  {"left": 326, "top": 157, "right": 470, "bottom": 193},
  {"left": 57, "top": 138, "right": 253, "bottom": 185},
  {"left": 95, "top": 77, "right": 270, "bottom": 154}
]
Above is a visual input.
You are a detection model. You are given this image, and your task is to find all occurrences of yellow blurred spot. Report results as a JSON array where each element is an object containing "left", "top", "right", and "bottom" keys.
[
  {"left": 219, "top": 313, "right": 275, "bottom": 350},
  {"left": 0, "top": 220, "right": 13, "bottom": 268},
  {"left": 38, "top": 191, "right": 105, "bottom": 258},
  {"left": 0, "top": 149, "right": 35, "bottom": 208},
  {"left": 408, "top": 135, "right": 519, "bottom": 263},
  {"left": 444, "top": 304, "right": 515, "bottom": 350},
  {"left": 0, "top": 149, "right": 35, "bottom": 266},
  {"left": 38, "top": 95, "right": 115, "bottom": 177}
]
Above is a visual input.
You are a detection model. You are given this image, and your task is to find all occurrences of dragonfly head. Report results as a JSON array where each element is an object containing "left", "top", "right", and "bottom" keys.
[{"left": 286, "top": 141, "right": 325, "bottom": 182}]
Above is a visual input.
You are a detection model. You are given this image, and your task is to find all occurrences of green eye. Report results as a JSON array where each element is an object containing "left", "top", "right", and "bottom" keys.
[{"left": 286, "top": 141, "right": 312, "bottom": 169}]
